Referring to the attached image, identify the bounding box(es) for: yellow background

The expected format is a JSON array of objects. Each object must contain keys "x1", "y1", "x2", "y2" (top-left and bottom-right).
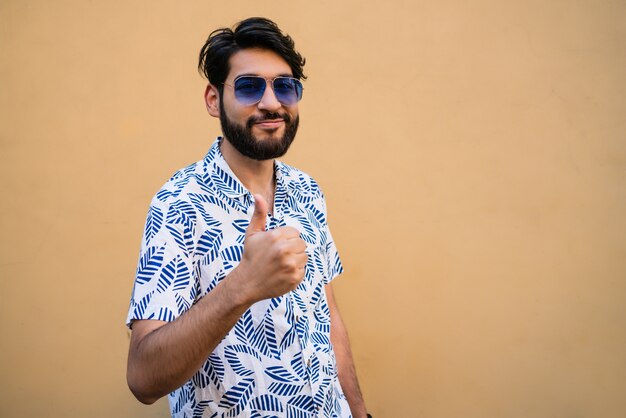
[{"x1": 1, "y1": 1, "x2": 625, "y2": 417}]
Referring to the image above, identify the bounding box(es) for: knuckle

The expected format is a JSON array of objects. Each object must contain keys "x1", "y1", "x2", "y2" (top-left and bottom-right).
[
  {"x1": 283, "y1": 226, "x2": 300, "y2": 237},
  {"x1": 289, "y1": 275, "x2": 300, "y2": 287},
  {"x1": 278, "y1": 243, "x2": 291, "y2": 258},
  {"x1": 285, "y1": 258, "x2": 298, "y2": 272},
  {"x1": 268, "y1": 229, "x2": 281, "y2": 242}
]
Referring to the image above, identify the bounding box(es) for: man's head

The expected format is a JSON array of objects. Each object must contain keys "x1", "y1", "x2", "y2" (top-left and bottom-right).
[{"x1": 199, "y1": 17, "x2": 306, "y2": 160}]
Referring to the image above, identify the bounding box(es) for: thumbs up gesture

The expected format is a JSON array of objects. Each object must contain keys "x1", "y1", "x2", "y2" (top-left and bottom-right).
[
  {"x1": 232, "y1": 194, "x2": 308, "y2": 304},
  {"x1": 245, "y1": 193, "x2": 271, "y2": 236}
]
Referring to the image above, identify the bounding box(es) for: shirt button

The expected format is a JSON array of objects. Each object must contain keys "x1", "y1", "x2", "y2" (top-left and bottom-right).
[{"x1": 307, "y1": 358, "x2": 311, "y2": 367}]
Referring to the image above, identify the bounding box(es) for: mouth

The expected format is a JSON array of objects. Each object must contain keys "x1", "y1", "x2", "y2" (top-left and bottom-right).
[{"x1": 253, "y1": 118, "x2": 285, "y2": 130}]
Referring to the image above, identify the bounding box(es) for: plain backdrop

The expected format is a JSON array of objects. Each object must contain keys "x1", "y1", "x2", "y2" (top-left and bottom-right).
[{"x1": 1, "y1": 1, "x2": 625, "y2": 417}]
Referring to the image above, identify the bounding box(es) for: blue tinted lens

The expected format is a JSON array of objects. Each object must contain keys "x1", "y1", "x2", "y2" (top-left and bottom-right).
[
  {"x1": 233, "y1": 77, "x2": 266, "y2": 105},
  {"x1": 272, "y1": 77, "x2": 303, "y2": 105},
  {"x1": 232, "y1": 76, "x2": 303, "y2": 105}
]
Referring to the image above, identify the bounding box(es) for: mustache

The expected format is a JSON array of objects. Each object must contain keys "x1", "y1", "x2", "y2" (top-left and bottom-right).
[{"x1": 246, "y1": 112, "x2": 291, "y2": 128}]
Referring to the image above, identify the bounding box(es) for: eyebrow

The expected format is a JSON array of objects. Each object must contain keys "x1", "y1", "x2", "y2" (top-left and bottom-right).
[{"x1": 234, "y1": 73, "x2": 295, "y2": 79}]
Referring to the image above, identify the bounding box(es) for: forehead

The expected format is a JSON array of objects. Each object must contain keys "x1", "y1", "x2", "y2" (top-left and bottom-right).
[{"x1": 227, "y1": 48, "x2": 293, "y2": 80}]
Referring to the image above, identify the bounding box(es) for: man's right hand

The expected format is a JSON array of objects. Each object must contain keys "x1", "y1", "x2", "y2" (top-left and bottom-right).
[{"x1": 233, "y1": 194, "x2": 308, "y2": 303}]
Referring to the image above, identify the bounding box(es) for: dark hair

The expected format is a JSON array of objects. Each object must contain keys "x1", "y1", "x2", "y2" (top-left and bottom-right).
[{"x1": 198, "y1": 17, "x2": 306, "y2": 90}]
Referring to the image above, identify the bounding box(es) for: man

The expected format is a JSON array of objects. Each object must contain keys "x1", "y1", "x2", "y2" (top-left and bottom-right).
[{"x1": 126, "y1": 17, "x2": 369, "y2": 418}]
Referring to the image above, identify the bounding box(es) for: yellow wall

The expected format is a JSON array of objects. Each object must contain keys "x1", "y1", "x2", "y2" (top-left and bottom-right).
[{"x1": 1, "y1": 1, "x2": 625, "y2": 417}]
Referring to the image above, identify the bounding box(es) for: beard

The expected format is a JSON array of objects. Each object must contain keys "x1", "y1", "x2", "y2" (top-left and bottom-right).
[{"x1": 220, "y1": 101, "x2": 299, "y2": 161}]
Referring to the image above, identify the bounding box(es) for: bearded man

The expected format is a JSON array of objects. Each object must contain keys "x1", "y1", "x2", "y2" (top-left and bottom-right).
[{"x1": 126, "y1": 17, "x2": 369, "y2": 418}]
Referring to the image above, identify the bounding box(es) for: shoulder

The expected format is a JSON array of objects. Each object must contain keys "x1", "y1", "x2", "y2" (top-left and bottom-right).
[
  {"x1": 148, "y1": 140, "x2": 224, "y2": 208},
  {"x1": 149, "y1": 159, "x2": 210, "y2": 209},
  {"x1": 139, "y1": 160, "x2": 208, "y2": 247}
]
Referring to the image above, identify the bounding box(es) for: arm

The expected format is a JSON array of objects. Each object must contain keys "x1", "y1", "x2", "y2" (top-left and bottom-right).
[
  {"x1": 326, "y1": 283, "x2": 368, "y2": 417},
  {"x1": 127, "y1": 272, "x2": 251, "y2": 404},
  {"x1": 127, "y1": 195, "x2": 307, "y2": 404}
]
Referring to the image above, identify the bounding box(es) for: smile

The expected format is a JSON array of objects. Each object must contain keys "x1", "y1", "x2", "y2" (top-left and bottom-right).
[{"x1": 253, "y1": 119, "x2": 285, "y2": 129}]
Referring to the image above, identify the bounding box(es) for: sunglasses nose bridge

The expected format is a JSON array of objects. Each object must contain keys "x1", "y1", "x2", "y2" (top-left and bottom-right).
[{"x1": 257, "y1": 78, "x2": 282, "y2": 110}]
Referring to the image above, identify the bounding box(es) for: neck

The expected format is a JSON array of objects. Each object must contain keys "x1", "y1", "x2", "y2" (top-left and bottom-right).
[{"x1": 219, "y1": 138, "x2": 276, "y2": 204}]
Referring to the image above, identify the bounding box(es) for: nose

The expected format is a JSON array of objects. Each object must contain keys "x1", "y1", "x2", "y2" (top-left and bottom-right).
[{"x1": 257, "y1": 81, "x2": 282, "y2": 112}]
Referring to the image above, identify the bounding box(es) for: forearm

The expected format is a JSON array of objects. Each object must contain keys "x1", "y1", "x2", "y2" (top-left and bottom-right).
[
  {"x1": 335, "y1": 341, "x2": 367, "y2": 416},
  {"x1": 327, "y1": 285, "x2": 368, "y2": 417},
  {"x1": 127, "y1": 269, "x2": 252, "y2": 404}
]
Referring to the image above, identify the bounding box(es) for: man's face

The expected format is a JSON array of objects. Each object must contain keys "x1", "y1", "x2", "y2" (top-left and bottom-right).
[{"x1": 219, "y1": 48, "x2": 300, "y2": 160}]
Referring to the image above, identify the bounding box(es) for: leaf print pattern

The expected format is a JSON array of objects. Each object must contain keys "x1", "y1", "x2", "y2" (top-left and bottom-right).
[{"x1": 126, "y1": 138, "x2": 350, "y2": 417}]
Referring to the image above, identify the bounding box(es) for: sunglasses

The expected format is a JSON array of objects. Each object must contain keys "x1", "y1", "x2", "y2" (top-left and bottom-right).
[{"x1": 224, "y1": 76, "x2": 304, "y2": 106}]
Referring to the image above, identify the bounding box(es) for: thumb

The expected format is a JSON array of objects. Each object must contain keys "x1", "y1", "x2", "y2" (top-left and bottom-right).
[{"x1": 246, "y1": 194, "x2": 268, "y2": 235}]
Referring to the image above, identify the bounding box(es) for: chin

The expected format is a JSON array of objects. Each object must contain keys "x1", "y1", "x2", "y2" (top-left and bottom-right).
[{"x1": 254, "y1": 130, "x2": 284, "y2": 141}]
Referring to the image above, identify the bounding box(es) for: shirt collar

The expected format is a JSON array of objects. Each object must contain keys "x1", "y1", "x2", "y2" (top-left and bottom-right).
[
  {"x1": 204, "y1": 138, "x2": 247, "y2": 199},
  {"x1": 203, "y1": 137, "x2": 294, "y2": 207}
]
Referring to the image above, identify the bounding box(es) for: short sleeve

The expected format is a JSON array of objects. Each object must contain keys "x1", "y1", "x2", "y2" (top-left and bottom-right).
[
  {"x1": 126, "y1": 195, "x2": 198, "y2": 328},
  {"x1": 323, "y1": 226, "x2": 344, "y2": 284},
  {"x1": 319, "y1": 192, "x2": 344, "y2": 284}
]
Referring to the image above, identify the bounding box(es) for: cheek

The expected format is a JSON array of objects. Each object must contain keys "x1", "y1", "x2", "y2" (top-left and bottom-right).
[
  {"x1": 284, "y1": 105, "x2": 299, "y2": 120},
  {"x1": 222, "y1": 98, "x2": 252, "y2": 123}
]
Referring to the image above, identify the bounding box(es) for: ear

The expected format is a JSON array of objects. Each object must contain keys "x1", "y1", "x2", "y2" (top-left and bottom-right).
[{"x1": 204, "y1": 84, "x2": 220, "y2": 118}]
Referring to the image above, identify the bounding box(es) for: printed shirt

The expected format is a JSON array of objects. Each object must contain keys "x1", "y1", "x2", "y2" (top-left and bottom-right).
[{"x1": 126, "y1": 138, "x2": 351, "y2": 418}]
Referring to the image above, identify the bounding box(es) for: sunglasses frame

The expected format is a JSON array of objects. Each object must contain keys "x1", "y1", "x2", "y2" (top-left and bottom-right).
[{"x1": 223, "y1": 75, "x2": 304, "y2": 106}]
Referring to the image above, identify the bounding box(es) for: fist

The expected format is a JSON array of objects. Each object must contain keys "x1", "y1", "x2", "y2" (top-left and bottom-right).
[{"x1": 234, "y1": 194, "x2": 308, "y2": 303}]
